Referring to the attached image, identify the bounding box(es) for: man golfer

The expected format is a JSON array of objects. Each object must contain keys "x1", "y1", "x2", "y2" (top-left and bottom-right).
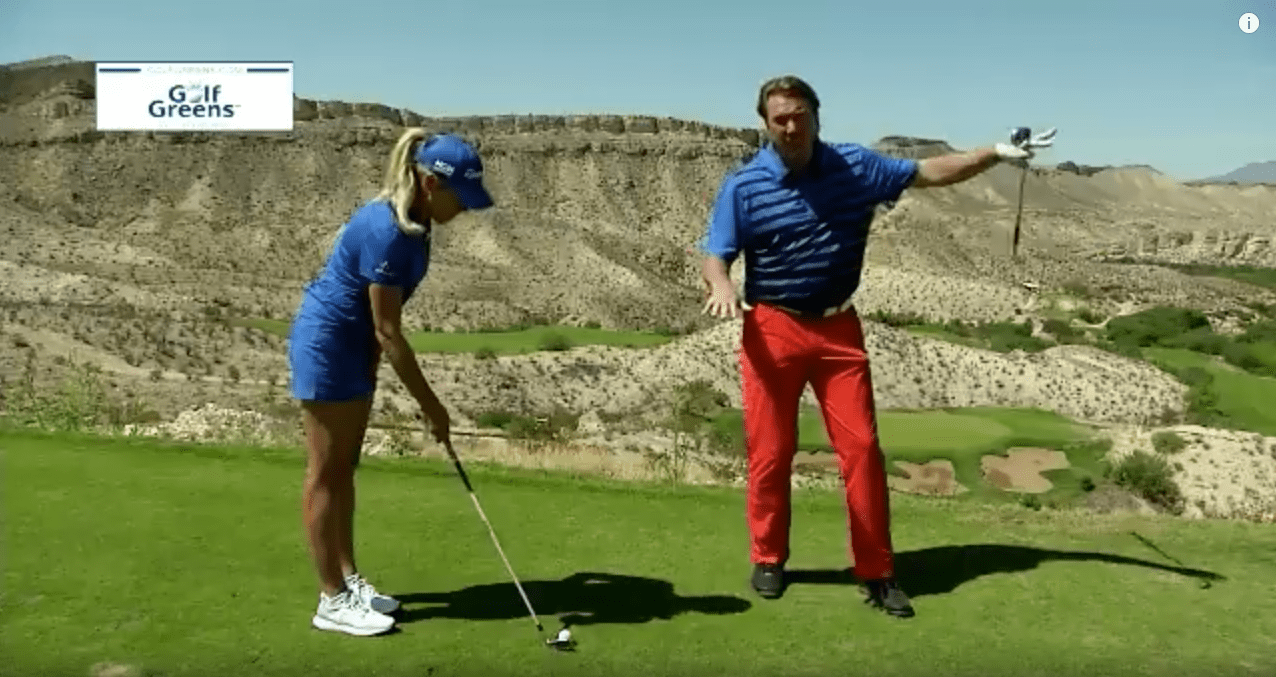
[{"x1": 699, "y1": 75, "x2": 1053, "y2": 617}]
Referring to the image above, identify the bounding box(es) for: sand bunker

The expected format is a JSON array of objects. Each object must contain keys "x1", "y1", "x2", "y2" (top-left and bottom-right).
[
  {"x1": 888, "y1": 460, "x2": 968, "y2": 496},
  {"x1": 981, "y1": 448, "x2": 1071, "y2": 493}
]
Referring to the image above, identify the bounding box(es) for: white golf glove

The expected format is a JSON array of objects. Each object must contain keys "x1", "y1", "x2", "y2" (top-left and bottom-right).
[{"x1": 995, "y1": 127, "x2": 1057, "y2": 160}]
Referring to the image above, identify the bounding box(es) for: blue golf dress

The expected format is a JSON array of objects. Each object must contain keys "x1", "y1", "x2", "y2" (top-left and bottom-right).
[{"x1": 287, "y1": 199, "x2": 430, "y2": 401}]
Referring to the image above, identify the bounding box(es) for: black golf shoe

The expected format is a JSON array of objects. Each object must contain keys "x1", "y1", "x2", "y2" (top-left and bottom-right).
[
  {"x1": 751, "y1": 563, "x2": 785, "y2": 599},
  {"x1": 863, "y1": 578, "x2": 914, "y2": 617}
]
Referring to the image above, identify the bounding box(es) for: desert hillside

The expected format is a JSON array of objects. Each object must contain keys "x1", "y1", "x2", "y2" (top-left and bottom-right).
[{"x1": 3, "y1": 58, "x2": 1275, "y2": 521}]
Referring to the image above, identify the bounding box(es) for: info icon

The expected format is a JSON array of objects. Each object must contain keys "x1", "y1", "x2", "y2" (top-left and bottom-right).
[{"x1": 1240, "y1": 13, "x2": 1259, "y2": 33}]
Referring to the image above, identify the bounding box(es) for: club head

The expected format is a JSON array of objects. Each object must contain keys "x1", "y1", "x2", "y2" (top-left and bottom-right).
[{"x1": 1010, "y1": 126, "x2": 1031, "y2": 146}]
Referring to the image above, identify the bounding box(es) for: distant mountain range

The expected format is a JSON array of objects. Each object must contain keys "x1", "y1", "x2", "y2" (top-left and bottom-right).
[{"x1": 1193, "y1": 161, "x2": 1276, "y2": 186}]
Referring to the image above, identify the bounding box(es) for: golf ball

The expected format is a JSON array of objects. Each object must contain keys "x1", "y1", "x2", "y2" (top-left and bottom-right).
[{"x1": 556, "y1": 629, "x2": 572, "y2": 642}]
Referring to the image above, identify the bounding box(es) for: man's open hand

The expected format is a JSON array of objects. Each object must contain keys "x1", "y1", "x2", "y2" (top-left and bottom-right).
[
  {"x1": 703, "y1": 282, "x2": 743, "y2": 319},
  {"x1": 995, "y1": 127, "x2": 1057, "y2": 160}
]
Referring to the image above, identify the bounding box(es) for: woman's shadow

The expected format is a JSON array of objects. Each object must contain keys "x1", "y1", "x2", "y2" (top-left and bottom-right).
[
  {"x1": 394, "y1": 571, "x2": 751, "y2": 627},
  {"x1": 785, "y1": 541, "x2": 1226, "y2": 596}
]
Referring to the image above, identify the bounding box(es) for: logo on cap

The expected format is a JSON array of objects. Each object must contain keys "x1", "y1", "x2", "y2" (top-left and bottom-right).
[
  {"x1": 464, "y1": 168, "x2": 482, "y2": 180},
  {"x1": 432, "y1": 160, "x2": 455, "y2": 177}
]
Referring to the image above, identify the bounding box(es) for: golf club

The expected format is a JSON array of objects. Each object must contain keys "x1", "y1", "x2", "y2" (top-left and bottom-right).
[
  {"x1": 1010, "y1": 126, "x2": 1030, "y2": 258},
  {"x1": 440, "y1": 437, "x2": 576, "y2": 651}
]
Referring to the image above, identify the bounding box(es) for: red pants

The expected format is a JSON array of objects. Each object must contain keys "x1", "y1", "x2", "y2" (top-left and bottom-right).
[{"x1": 739, "y1": 303, "x2": 895, "y2": 581}]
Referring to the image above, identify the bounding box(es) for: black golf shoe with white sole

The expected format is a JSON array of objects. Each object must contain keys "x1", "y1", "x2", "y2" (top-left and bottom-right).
[
  {"x1": 863, "y1": 578, "x2": 914, "y2": 618},
  {"x1": 751, "y1": 563, "x2": 785, "y2": 599}
]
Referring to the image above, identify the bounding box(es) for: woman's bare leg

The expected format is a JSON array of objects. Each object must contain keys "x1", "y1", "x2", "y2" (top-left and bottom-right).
[{"x1": 301, "y1": 397, "x2": 372, "y2": 596}]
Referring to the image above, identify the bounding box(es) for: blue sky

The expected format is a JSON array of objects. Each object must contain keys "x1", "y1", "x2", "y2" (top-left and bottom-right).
[{"x1": 3, "y1": 0, "x2": 1272, "y2": 180}]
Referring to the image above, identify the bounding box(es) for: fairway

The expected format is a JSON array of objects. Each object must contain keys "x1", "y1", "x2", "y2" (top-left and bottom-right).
[
  {"x1": 1145, "y1": 347, "x2": 1276, "y2": 436},
  {"x1": 5, "y1": 429, "x2": 1274, "y2": 677},
  {"x1": 234, "y1": 318, "x2": 673, "y2": 355},
  {"x1": 727, "y1": 406, "x2": 1098, "y2": 500}
]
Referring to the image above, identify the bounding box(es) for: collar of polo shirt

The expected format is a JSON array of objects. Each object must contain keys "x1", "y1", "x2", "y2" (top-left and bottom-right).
[{"x1": 757, "y1": 140, "x2": 830, "y2": 180}]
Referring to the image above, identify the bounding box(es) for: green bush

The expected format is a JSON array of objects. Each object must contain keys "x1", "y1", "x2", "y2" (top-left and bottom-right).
[
  {"x1": 1221, "y1": 342, "x2": 1267, "y2": 375},
  {"x1": 475, "y1": 411, "x2": 516, "y2": 429},
  {"x1": 1239, "y1": 320, "x2": 1276, "y2": 344},
  {"x1": 474, "y1": 346, "x2": 497, "y2": 360},
  {"x1": 1106, "y1": 307, "x2": 1210, "y2": 347},
  {"x1": 1107, "y1": 450, "x2": 1184, "y2": 514},
  {"x1": 538, "y1": 332, "x2": 574, "y2": 352},
  {"x1": 1152, "y1": 431, "x2": 1187, "y2": 455},
  {"x1": 984, "y1": 321, "x2": 1049, "y2": 353},
  {"x1": 865, "y1": 310, "x2": 928, "y2": 327},
  {"x1": 1163, "y1": 327, "x2": 1227, "y2": 355},
  {"x1": 1042, "y1": 318, "x2": 1084, "y2": 344},
  {"x1": 1077, "y1": 307, "x2": 1105, "y2": 324}
]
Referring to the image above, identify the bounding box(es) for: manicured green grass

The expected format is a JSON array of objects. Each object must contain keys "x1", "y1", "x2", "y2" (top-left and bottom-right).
[
  {"x1": 5, "y1": 428, "x2": 1274, "y2": 677},
  {"x1": 1144, "y1": 348, "x2": 1276, "y2": 436},
  {"x1": 233, "y1": 318, "x2": 673, "y2": 355}
]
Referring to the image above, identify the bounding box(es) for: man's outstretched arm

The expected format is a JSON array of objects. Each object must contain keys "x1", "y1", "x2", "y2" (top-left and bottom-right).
[
  {"x1": 912, "y1": 147, "x2": 1005, "y2": 188},
  {"x1": 912, "y1": 128, "x2": 1057, "y2": 188}
]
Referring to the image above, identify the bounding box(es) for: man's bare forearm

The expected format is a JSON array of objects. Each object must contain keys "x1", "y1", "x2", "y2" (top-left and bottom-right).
[
  {"x1": 701, "y1": 255, "x2": 733, "y2": 290},
  {"x1": 917, "y1": 147, "x2": 1003, "y2": 187}
]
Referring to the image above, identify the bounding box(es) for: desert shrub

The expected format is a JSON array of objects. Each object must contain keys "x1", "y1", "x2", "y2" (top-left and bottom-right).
[
  {"x1": 942, "y1": 319, "x2": 975, "y2": 337},
  {"x1": 538, "y1": 332, "x2": 573, "y2": 352},
  {"x1": 1105, "y1": 306, "x2": 1210, "y2": 347},
  {"x1": 474, "y1": 346, "x2": 497, "y2": 360},
  {"x1": 1061, "y1": 281, "x2": 1094, "y2": 299},
  {"x1": 1042, "y1": 318, "x2": 1084, "y2": 344},
  {"x1": 1221, "y1": 342, "x2": 1270, "y2": 376},
  {"x1": 1238, "y1": 319, "x2": 1276, "y2": 343},
  {"x1": 1106, "y1": 450, "x2": 1184, "y2": 514},
  {"x1": 864, "y1": 310, "x2": 927, "y2": 327},
  {"x1": 500, "y1": 407, "x2": 579, "y2": 445},
  {"x1": 1077, "y1": 307, "x2": 1105, "y2": 324},
  {"x1": 1152, "y1": 431, "x2": 1187, "y2": 455},
  {"x1": 1094, "y1": 339, "x2": 1145, "y2": 360},
  {"x1": 1018, "y1": 494, "x2": 1043, "y2": 510},
  {"x1": 476, "y1": 410, "x2": 516, "y2": 429},
  {"x1": 1079, "y1": 475, "x2": 1096, "y2": 492},
  {"x1": 982, "y1": 321, "x2": 1049, "y2": 353}
]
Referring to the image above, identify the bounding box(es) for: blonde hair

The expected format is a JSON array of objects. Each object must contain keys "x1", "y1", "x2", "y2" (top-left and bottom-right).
[
  {"x1": 374, "y1": 127, "x2": 433, "y2": 237},
  {"x1": 319, "y1": 127, "x2": 432, "y2": 262}
]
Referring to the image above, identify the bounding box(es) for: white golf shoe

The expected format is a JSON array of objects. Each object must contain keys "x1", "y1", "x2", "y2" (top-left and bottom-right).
[
  {"x1": 311, "y1": 589, "x2": 395, "y2": 636},
  {"x1": 345, "y1": 573, "x2": 401, "y2": 614}
]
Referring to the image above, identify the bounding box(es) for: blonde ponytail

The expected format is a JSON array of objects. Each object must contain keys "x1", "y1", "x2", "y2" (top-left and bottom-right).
[
  {"x1": 317, "y1": 127, "x2": 431, "y2": 267},
  {"x1": 374, "y1": 127, "x2": 431, "y2": 237}
]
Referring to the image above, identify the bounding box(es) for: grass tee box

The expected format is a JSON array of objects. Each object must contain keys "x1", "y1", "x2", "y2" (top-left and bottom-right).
[{"x1": 5, "y1": 428, "x2": 1276, "y2": 677}]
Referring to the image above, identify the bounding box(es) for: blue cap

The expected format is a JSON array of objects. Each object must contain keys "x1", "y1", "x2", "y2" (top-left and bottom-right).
[{"x1": 414, "y1": 134, "x2": 494, "y2": 210}]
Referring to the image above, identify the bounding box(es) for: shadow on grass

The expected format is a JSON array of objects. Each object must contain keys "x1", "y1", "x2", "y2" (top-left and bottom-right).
[
  {"x1": 786, "y1": 543, "x2": 1226, "y2": 595},
  {"x1": 394, "y1": 571, "x2": 751, "y2": 627}
]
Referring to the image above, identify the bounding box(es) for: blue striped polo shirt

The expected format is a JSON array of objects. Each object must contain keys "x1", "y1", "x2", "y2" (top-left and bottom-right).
[{"x1": 701, "y1": 140, "x2": 918, "y2": 314}]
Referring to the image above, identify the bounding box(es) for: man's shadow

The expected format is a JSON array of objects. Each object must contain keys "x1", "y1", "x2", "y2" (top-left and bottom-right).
[
  {"x1": 394, "y1": 571, "x2": 751, "y2": 627},
  {"x1": 786, "y1": 543, "x2": 1226, "y2": 595}
]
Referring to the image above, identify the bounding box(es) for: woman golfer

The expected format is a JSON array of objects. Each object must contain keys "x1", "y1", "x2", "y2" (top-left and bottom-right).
[{"x1": 287, "y1": 129, "x2": 494, "y2": 636}]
